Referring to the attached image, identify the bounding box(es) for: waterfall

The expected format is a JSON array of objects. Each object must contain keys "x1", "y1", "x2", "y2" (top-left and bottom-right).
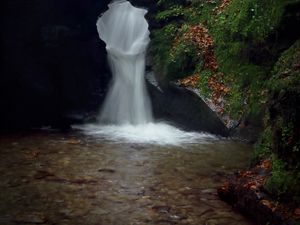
[
  {"x1": 96, "y1": 0, "x2": 153, "y2": 125},
  {"x1": 74, "y1": 0, "x2": 217, "y2": 145}
]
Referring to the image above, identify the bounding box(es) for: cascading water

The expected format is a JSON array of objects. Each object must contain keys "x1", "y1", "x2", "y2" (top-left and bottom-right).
[
  {"x1": 96, "y1": 0, "x2": 152, "y2": 125},
  {"x1": 75, "y1": 0, "x2": 217, "y2": 145}
]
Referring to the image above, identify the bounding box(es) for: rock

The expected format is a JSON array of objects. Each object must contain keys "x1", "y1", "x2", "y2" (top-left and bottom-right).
[
  {"x1": 147, "y1": 81, "x2": 229, "y2": 136},
  {"x1": 98, "y1": 168, "x2": 116, "y2": 173},
  {"x1": 218, "y1": 160, "x2": 300, "y2": 225},
  {"x1": 0, "y1": 0, "x2": 111, "y2": 130}
]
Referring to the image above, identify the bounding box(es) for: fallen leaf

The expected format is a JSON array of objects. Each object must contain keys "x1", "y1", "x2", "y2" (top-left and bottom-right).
[
  {"x1": 260, "y1": 199, "x2": 275, "y2": 209},
  {"x1": 68, "y1": 139, "x2": 81, "y2": 144}
]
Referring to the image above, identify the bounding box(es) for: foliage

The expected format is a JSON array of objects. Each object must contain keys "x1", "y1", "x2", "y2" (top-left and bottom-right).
[
  {"x1": 151, "y1": 0, "x2": 297, "y2": 117},
  {"x1": 212, "y1": 0, "x2": 286, "y2": 42},
  {"x1": 198, "y1": 70, "x2": 212, "y2": 98},
  {"x1": 167, "y1": 40, "x2": 198, "y2": 79},
  {"x1": 252, "y1": 126, "x2": 272, "y2": 164},
  {"x1": 258, "y1": 41, "x2": 300, "y2": 198},
  {"x1": 155, "y1": 5, "x2": 184, "y2": 22},
  {"x1": 151, "y1": 1, "x2": 299, "y2": 133},
  {"x1": 268, "y1": 40, "x2": 300, "y2": 92},
  {"x1": 267, "y1": 40, "x2": 300, "y2": 164},
  {"x1": 225, "y1": 84, "x2": 244, "y2": 120},
  {"x1": 266, "y1": 156, "x2": 300, "y2": 199},
  {"x1": 151, "y1": 24, "x2": 180, "y2": 77}
]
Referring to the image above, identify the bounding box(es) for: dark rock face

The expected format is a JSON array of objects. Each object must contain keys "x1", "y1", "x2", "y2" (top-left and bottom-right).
[
  {"x1": 148, "y1": 82, "x2": 229, "y2": 137},
  {"x1": 230, "y1": 113, "x2": 264, "y2": 143},
  {"x1": 0, "y1": 0, "x2": 111, "y2": 130}
]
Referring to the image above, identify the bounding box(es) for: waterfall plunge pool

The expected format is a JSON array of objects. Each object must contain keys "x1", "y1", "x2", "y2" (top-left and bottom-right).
[{"x1": 0, "y1": 130, "x2": 254, "y2": 225}]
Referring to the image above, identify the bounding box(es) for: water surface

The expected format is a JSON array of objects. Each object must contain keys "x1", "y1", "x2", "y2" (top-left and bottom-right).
[{"x1": 0, "y1": 130, "x2": 254, "y2": 225}]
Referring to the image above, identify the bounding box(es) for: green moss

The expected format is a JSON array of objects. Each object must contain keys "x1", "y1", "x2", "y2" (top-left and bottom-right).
[
  {"x1": 167, "y1": 40, "x2": 198, "y2": 79},
  {"x1": 268, "y1": 40, "x2": 300, "y2": 92},
  {"x1": 252, "y1": 126, "x2": 272, "y2": 163},
  {"x1": 267, "y1": 40, "x2": 300, "y2": 162},
  {"x1": 155, "y1": 5, "x2": 184, "y2": 22},
  {"x1": 151, "y1": 0, "x2": 299, "y2": 118},
  {"x1": 258, "y1": 40, "x2": 300, "y2": 198},
  {"x1": 226, "y1": 84, "x2": 244, "y2": 120},
  {"x1": 198, "y1": 70, "x2": 212, "y2": 98},
  {"x1": 266, "y1": 156, "x2": 300, "y2": 198},
  {"x1": 150, "y1": 24, "x2": 180, "y2": 77},
  {"x1": 188, "y1": 1, "x2": 220, "y2": 24},
  {"x1": 151, "y1": 23, "x2": 200, "y2": 80},
  {"x1": 210, "y1": 0, "x2": 300, "y2": 42}
]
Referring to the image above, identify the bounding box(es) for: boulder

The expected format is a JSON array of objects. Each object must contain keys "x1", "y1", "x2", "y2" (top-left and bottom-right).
[{"x1": 147, "y1": 81, "x2": 229, "y2": 136}]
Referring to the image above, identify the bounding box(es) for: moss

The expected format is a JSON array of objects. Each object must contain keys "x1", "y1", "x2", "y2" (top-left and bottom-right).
[
  {"x1": 167, "y1": 41, "x2": 198, "y2": 79},
  {"x1": 266, "y1": 156, "x2": 300, "y2": 199},
  {"x1": 257, "y1": 40, "x2": 300, "y2": 198},
  {"x1": 198, "y1": 70, "x2": 212, "y2": 98},
  {"x1": 151, "y1": 23, "x2": 199, "y2": 80},
  {"x1": 155, "y1": 5, "x2": 184, "y2": 22},
  {"x1": 252, "y1": 126, "x2": 272, "y2": 164},
  {"x1": 267, "y1": 40, "x2": 300, "y2": 163},
  {"x1": 268, "y1": 39, "x2": 300, "y2": 92},
  {"x1": 151, "y1": 0, "x2": 300, "y2": 124},
  {"x1": 225, "y1": 84, "x2": 244, "y2": 120},
  {"x1": 212, "y1": 0, "x2": 287, "y2": 41},
  {"x1": 150, "y1": 24, "x2": 180, "y2": 77}
]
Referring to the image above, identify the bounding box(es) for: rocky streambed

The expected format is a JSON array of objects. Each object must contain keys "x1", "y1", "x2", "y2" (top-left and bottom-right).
[{"x1": 0, "y1": 130, "x2": 254, "y2": 225}]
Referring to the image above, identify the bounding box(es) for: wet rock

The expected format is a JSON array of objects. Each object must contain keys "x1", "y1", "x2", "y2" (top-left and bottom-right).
[
  {"x1": 148, "y1": 81, "x2": 229, "y2": 136},
  {"x1": 218, "y1": 160, "x2": 300, "y2": 225}
]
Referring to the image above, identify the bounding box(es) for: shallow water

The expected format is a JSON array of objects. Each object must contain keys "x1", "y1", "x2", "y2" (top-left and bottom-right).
[{"x1": 0, "y1": 130, "x2": 254, "y2": 225}]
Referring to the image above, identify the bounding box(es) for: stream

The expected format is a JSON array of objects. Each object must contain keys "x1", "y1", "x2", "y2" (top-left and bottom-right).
[{"x1": 0, "y1": 130, "x2": 254, "y2": 225}]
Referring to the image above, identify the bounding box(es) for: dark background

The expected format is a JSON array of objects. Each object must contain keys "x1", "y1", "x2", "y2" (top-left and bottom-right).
[{"x1": 0, "y1": 0, "x2": 115, "y2": 130}]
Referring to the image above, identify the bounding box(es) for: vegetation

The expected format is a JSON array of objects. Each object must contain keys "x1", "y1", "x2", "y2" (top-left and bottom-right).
[
  {"x1": 151, "y1": 0, "x2": 300, "y2": 199},
  {"x1": 263, "y1": 40, "x2": 300, "y2": 199}
]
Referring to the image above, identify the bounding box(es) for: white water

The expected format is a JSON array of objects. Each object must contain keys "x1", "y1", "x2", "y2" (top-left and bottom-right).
[
  {"x1": 96, "y1": 0, "x2": 152, "y2": 124},
  {"x1": 76, "y1": 123, "x2": 217, "y2": 146},
  {"x1": 79, "y1": 0, "x2": 217, "y2": 145}
]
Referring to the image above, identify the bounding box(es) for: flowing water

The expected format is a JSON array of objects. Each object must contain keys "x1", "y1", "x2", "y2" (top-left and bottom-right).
[
  {"x1": 0, "y1": 131, "x2": 254, "y2": 225},
  {"x1": 94, "y1": 0, "x2": 224, "y2": 144},
  {"x1": 96, "y1": 0, "x2": 152, "y2": 124}
]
